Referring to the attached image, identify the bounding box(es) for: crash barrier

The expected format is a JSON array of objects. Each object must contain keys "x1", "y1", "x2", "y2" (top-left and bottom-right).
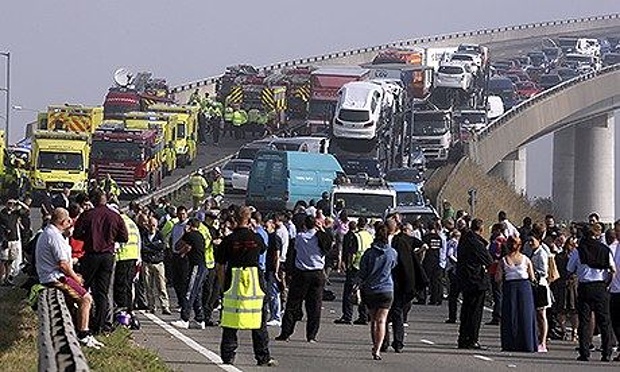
[
  {"x1": 171, "y1": 13, "x2": 620, "y2": 94},
  {"x1": 38, "y1": 288, "x2": 90, "y2": 372}
]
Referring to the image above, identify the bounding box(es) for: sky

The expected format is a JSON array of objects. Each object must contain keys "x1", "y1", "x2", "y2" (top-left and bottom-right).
[{"x1": 0, "y1": 0, "x2": 619, "y2": 203}]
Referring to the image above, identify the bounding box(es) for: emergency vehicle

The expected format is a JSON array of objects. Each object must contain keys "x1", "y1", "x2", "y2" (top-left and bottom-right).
[
  {"x1": 123, "y1": 112, "x2": 177, "y2": 175},
  {"x1": 147, "y1": 104, "x2": 199, "y2": 167}
]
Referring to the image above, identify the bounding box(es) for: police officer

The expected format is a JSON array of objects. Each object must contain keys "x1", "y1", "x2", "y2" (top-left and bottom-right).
[
  {"x1": 216, "y1": 206, "x2": 277, "y2": 367},
  {"x1": 113, "y1": 210, "x2": 142, "y2": 315},
  {"x1": 188, "y1": 88, "x2": 201, "y2": 106},
  {"x1": 189, "y1": 170, "x2": 208, "y2": 210}
]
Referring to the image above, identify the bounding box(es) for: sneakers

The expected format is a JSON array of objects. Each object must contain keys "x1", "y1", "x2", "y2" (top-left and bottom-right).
[
  {"x1": 537, "y1": 344, "x2": 548, "y2": 353},
  {"x1": 162, "y1": 308, "x2": 172, "y2": 315},
  {"x1": 191, "y1": 321, "x2": 206, "y2": 330},
  {"x1": 79, "y1": 335, "x2": 105, "y2": 350},
  {"x1": 257, "y1": 358, "x2": 279, "y2": 367},
  {"x1": 171, "y1": 320, "x2": 189, "y2": 329},
  {"x1": 266, "y1": 320, "x2": 281, "y2": 327}
]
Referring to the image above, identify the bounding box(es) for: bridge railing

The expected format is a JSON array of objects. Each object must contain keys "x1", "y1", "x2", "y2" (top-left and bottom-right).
[
  {"x1": 38, "y1": 288, "x2": 90, "y2": 372},
  {"x1": 476, "y1": 63, "x2": 620, "y2": 140},
  {"x1": 171, "y1": 13, "x2": 619, "y2": 94}
]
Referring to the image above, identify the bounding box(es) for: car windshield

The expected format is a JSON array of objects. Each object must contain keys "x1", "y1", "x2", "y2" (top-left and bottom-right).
[
  {"x1": 37, "y1": 151, "x2": 83, "y2": 171},
  {"x1": 457, "y1": 112, "x2": 487, "y2": 125},
  {"x1": 339, "y1": 158, "x2": 382, "y2": 177},
  {"x1": 438, "y1": 66, "x2": 464, "y2": 74},
  {"x1": 338, "y1": 109, "x2": 369, "y2": 122},
  {"x1": 566, "y1": 55, "x2": 592, "y2": 64},
  {"x1": 92, "y1": 141, "x2": 145, "y2": 162},
  {"x1": 540, "y1": 75, "x2": 561, "y2": 84},
  {"x1": 396, "y1": 191, "x2": 425, "y2": 207},
  {"x1": 489, "y1": 79, "x2": 514, "y2": 91},
  {"x1": 413, "y1": 113, "x2": 449, "y2": 135},
  {"x1": 452, "y1": 55, "x2": 473, "y2": 62},
  {"x1": 399, "y1": 211, "x2": 437, "y2": 227},
  {"x1": 333, "y1": 192, "x2": 394, "y2": 218},
  {"x1": 386, "y1": 168, "x2": 424, "y2": 183},
  {"x1": 177, "y1": 123, "x2": 186, "y2": 139},
  {"x1": 543, "y1": 48, "x2": 560, "y2": 58}
]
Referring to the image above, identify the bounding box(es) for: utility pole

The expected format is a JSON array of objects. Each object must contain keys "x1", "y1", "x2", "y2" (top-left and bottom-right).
[{"x1": 0, "y1": 51, "x2": 10, "y2": 146}]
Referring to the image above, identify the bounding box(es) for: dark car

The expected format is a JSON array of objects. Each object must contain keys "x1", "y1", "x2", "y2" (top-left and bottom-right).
[
  {"x1": 538, "y1": 74, "x2": 562, "y2": 90},
  {"x1": 556, "y1": 67, "x2": 580, "y2": 81},
  {"x1": 542, "y1": 47, "x2": 562, "y2": 68},
  {"x1": 488, "y1": 76, "x2": 517, "y2": 109},
  {"x1": 527, "y1": 51, "x2": 549, "y2": 71},
  {"x1": 602, "y1": 52, "x2": 620, "y2": 67},
  {"x1": 524, "y1": 66, "x2": 545, "y2": 83}
]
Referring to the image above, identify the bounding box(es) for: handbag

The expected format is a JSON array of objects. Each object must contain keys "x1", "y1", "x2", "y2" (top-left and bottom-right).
[
  {"x1": 533, "y1": 283, "x2": 549, "y2": 308},
  {"x1": 547, "y1": 255, "x2": 560, "y2": 284}
]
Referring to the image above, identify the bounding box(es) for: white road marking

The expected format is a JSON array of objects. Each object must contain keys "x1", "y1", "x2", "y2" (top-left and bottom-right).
[
  {"x1": 141, "y1": 311, "x2": 243, "y2": 372},
  {"x1": 473, "y1": 355, "x2": 494, "y2": 362},
  {"x1": 420, "y1": 339, "x2": 436, "y2": 345}
]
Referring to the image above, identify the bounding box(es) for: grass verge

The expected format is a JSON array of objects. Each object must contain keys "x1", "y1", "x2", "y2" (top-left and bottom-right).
[{"x1": 0, "y1": 288, "x2": 170, "y2": 372}]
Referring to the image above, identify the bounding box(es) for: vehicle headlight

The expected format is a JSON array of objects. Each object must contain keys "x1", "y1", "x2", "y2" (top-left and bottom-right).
[{"x1": 135, "y1": 180, "x2": 143, "y2": 186}]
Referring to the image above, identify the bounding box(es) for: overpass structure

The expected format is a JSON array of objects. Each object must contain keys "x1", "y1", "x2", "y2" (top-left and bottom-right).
[{"x1": 153, "y1": 14, "x2": 620, "y2": 221}]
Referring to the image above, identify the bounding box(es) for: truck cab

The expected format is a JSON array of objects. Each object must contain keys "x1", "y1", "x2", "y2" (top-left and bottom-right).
[
  {"x1": 124, "y1": 112, "x2": 177, "y2": 175},
  {"x1": 30, "y1": 131, "x2": 90, "y2": 199},
  {"x1": 330, "y1": 175, "x2": 396, "y2": 221},
  {"x1": 411, "y1": 109, "x2": 454, "y2": 162}
]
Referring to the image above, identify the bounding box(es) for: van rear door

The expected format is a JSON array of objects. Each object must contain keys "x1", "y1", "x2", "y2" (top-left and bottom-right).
[{"x1": 246, "y1": 151, "x2": 288, "y2": 210}]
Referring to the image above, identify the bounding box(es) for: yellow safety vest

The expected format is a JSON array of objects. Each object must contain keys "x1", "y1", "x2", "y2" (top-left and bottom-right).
[
  {"x1": 352, "y1": 230, "x2": 373, "y2": 270},
  {"x1": 211, "y1": 177, "x2": 225, "y2": 196},
  {"x1": 224, "y1": 107, "x2": 234, "y2": 122},
  {"x1": 117, "y1": 215, "x2": 141, "y2": 261},
  {"x1": 221, "y1": 266, "x2": 265, "y2": 330},
  {"x1": 161, "y1": 217, "x2": 178, "y2": 243},
  {"x1": 189, "y1": 174, "x2": 207, "y2": 198},
  {"x1": 231, "y1": 110, "x2": 248, "y2": 127},
  {"x1": 198, "y1": 224, "x2": 215, "y2": 269}
]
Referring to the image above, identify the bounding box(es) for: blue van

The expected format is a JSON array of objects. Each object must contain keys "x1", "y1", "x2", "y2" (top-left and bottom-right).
[
  {"x1": 388, "y1": 182, "x2": 425, "y2": 207},
  {"x1": 246, "y1": 150, "x2": 343, "y2": 211}
]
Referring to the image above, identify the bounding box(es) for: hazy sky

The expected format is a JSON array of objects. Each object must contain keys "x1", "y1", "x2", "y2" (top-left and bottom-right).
[{"x1": 1, "y1": 1, "x2": 619, "y2": 200}]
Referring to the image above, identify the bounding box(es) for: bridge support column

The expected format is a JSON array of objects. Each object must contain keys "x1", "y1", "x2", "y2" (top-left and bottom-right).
[
  {"x1": 572, "y1": 113, "x2": 615, "y2": 222},
  {"x1": 489, "y1": 147, "x2": 527, "y2": 195},
  {"x1": 552, "y1": 125, "x2": 576, "y2": 221}
]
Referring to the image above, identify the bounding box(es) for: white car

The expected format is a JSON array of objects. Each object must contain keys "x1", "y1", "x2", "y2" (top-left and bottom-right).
[
  {"x1": 434, "y1": 63, "x2": 474, "y2": 91},
  {"x1": 332, "y1": 81, "x2": 384, "y2": 140},
  {"x1": 450, "y1": 53, "x2": 480, "y2": 75},
  {"x1": 222, "y1": 159, "x2": 253, "y2": 192}
]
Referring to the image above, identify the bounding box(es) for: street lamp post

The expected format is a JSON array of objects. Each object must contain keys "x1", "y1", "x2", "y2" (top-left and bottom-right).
[{"x1": 0, "y1": 51, "x2": 10, "y2": 146}]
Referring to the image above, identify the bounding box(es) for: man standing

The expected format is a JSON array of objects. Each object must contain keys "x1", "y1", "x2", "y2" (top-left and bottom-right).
[
  {"x1": 422, "y1": 221, "x2": 445, "y2": 305},
  {"x1": 113, "y1": 211, "x2": 142, "y2": 315},
  {"x1": 201, "y1": 211, "x2": 222, "y2": 326},
  {"x1": 36, "y1": 208, "x2": 103, "y2": 349},
  {"x1": 189, "y1": 170, "x2": 208, "y2": 210},
  {"x1": 53, "y1": 188, "x2": 72, "y2": 209},
  {"x1": 170, "y1": 206, "x2": 189, "y2": 310},
  {"x1": 216, "y1": 206, "x2": 277, "y2": 366},
  {"x1": 73, "y1": 189, "x2": 128, "y2": 334},
  {"x1": 456, "y1": 218, "x2": 492, "y2": 349},
  {"x1": 276, "y1": 215, "x2": 333, "y2": 342},
  {"x1": 568, "y1": 223, "x2": 615, "y2": 362},
  {"x1": 264, "y1": 219, "x2": 283, "y2": 326},
  {"x1": 0, "y1": 199, "x2": 23, "y2": 286},
  {"x1": 210, "y1": 167, "x2": 225, "y2": 205},
  {"x1": 172, "y1": 218, "x2": 208, "y2": 329},
  {"x1": 141, "y1": 216, "x2": 171, "y2": 314}
]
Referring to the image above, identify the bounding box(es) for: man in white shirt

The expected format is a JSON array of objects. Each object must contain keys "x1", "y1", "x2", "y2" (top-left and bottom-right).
[{"x1": 609, "y1": 220, "x2": 620, "y2": 362}]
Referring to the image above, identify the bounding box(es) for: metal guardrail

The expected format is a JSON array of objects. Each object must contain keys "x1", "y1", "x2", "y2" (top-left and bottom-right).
[
  {"x1": 38, "y1": 288, "x2": 90, "y2": 372},
  {"x1": 171, "y1": 13, "x2": 620, "y2": 93},
  {"x1": 476, "y1": 63, "x2": 620, "y2": 139}
]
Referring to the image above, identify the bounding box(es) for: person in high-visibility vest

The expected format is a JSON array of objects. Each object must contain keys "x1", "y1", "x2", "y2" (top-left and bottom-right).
[
  {"x1": 114, "y1": 211, "x2": 142, "y2": 314},
  {"x1": 223, "y1": 106, "x2": 234, "y2": 138},
  {"x1": 210, "y1": 167, "x2": 225, "y2": 206},
  {"x1": 201, "y1": 211, "x2": 222, "y2": 326},
  {"x1": 334, "y1": 217, "x2": 373, "y2": 325},
  {"x1": 189, "y1": 169, "x2": 208, "y2": 209},
  {"x1": 247, "y1": 108, "x2": 260, "y2": 138},
  {"x1": 231, "y1": 105, "x2": 249, "y2": 140},
  {"x1": 188, "y1": 88, "x2": 201, "y2": 106},
  {"x1": 216, "y1": 206, "x2": 277, "y2": 367},
  {"x1": 102, "y1": 174, "x2": 121, "y2": 202}
]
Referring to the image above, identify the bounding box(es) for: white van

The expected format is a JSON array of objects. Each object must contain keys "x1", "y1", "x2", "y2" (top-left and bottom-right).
[
  {"x1": 487, "y1": 95, "x2": 505, "y2": 120},
  {"x1": 332, "y1": 81, "x2": 384, "y2": 140}
]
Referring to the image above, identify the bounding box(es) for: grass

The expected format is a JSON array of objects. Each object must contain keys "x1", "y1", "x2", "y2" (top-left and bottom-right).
[{"x1": 0, "y1": 287, "x2": 170, "y2": 372}]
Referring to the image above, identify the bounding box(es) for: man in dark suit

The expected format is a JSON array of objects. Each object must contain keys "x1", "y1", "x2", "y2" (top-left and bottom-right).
[
  {"x1": 456, "y1": 218, "x2": 493, "y2": 349},
  {"x1": 53, "y1": 188, "x2": 72, "y2": 209}
]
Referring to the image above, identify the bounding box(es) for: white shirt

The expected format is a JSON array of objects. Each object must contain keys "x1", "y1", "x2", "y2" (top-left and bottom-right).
[
  {"x1": 276, "y1": 224, "x2": 289, "y2": 262},
  {"x1": 609, "y1": 241, "x2": 620, "y2": 293},
  {"x1": 35, "y1": 225, "x2": 72, "y2": 284}
]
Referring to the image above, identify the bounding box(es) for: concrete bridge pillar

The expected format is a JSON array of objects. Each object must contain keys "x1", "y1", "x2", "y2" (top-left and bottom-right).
[
  {"x1": 572, "y1": 113, "x2": 615, "y2": 222},
  {"x1": 552, "y1": 125, "x2": 576, "y2": 221},
  {"x1": 489, "y1": 147, "x2": 527, "y2": 195}
]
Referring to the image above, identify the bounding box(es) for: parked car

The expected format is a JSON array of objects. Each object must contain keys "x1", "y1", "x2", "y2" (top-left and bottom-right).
[
  {"x1": 602, "y1": 52, "x2": 620, "y2": 67},
  {"x1": 488, "y1": 76, "x2": 517, "y2": 109},
  {"x1": 542, "y1": 47, "x2": 563, "y2": 68},
  {"x1": 385, "y1": 167, "x2": 425, "y2": 186},
  {"x1": 222, "y1": 159, "x2": 253, "y2": 192},
  {"x1": 515, "y1": 81, "x2": 541, "y2": 99},
  {"x1": 538, "y1": 74, "x2": 562, "y2": 90},
  {"x1": 527, "y1": 51, "x2": 550, "y2": 72},
  {"x1": 556, "y1": 67, "x2": 580, "y2": 81},
  {"x1": 434, "y1": 63, "x2": 474, "y2": 91},
  {"x1": 524, "y1": 66, "x2": 546, "y2": 83},
  {"x1": 450, "y1": 53, "x2": 480, "y2": 74}
]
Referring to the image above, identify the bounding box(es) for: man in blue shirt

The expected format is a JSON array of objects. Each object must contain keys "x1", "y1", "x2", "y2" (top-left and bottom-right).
[{"x1": 567, "y1": 223, "x2": 616, "y2": 362}]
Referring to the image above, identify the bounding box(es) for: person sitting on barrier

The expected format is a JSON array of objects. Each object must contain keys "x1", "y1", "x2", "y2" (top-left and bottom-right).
[{"x1": 35, "y1": 208, "x2": 104, "y2": 349}]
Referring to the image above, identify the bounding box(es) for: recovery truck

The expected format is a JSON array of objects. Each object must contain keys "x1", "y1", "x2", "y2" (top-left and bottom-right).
[
  {"x1": 30, "y1": 131, "x2": 90, "y2": 200},
  {"x1": 103, "y1": 70, "x2": 174, "y2": 120},
  {"x1": 147, "y1": 104, "x2": 199, "y2": 167},
  {"x1": 90, "y1": 124, "x2": 165, "y2": 196},
  {"x1": 123, "y1": 112, "x2": 177, "y2": 175},
  {"x1": 307, "y1": 67, "x2": 369, "y2": 134}
]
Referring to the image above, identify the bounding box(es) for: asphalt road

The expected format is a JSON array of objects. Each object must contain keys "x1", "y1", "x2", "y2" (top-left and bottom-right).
[{"x1": 133, "y1": 275, "x2": 618, "y2": 372}]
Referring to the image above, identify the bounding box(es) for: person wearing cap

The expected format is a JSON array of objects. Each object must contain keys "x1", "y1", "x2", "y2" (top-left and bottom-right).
[
  {"x1": 189, "y1": 170, "x2": 208, "y2": 210},
  {"x1": 211, "y1": 167, "x2": 225, "y2": 205}
]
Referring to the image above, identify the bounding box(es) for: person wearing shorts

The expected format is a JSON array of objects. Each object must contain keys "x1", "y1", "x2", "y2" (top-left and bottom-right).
[
  {"x1": 35, "y1": 207, "x2": 103, "y2": 349},
  {"x1": 0, "y1": 199, "x2": 22, "y2": 285},
  {"x1": 358, "y1": 222, "x2": 397, "y2": 361}
]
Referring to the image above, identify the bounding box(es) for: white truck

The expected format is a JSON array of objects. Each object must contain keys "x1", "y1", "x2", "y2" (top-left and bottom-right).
[
  {"x1": 410, "y1": 109, "x2": 455, "y2": 162},
  {"x1": 331, "y1": 177, "x2": 396, "y2": 220}
]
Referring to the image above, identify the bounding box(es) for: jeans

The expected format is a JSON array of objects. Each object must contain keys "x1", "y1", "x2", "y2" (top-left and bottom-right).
[
  {"x1": 181, "y1": 265, "x2": 208, "y2": 322},
  {"x1": 447, "y1": 270, "x2": 460, "y2": 321},
  {"x1": 202, "y1": 266, "x2": 221, "y2": 322},
  {"x1": 80, "y1": 252, "x2": 115, "y2": 334},
  {"x1": 265, "y1": 271, "x2": 281, "y2": 322}
]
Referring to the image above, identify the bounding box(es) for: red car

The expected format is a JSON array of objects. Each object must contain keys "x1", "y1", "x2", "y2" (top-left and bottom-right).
[{"x1": 515, "y1": 81, "x2": 541, "y2": 99}]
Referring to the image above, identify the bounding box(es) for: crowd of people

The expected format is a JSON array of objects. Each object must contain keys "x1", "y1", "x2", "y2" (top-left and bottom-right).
[{"x1": 5, "y1": 177, "x2": 620, "y2": 365}]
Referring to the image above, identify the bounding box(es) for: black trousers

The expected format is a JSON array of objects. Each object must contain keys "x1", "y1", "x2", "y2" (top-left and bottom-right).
[
  {"x1": 134, "y1": 269, "x2": 148, "y2": 310},
  {"x1": 171, "y1": 254, "x2": 190, "y2": 309},
  {"x1": 80, "y1": 252, "x2": 115, "y2": 334},
  {"x1": 113, "y1": 259, "x2": 136, "y2": 312},
  {"x1": 458, "y1": 289, "x2": 486, "y2": 347},
  {"x1": 202, "y1": 266, "x2": 221, "y2": 321},
  {"x1": 447, "y1": 271, "x2": 461, "y2": 321},
  {"x1": 423, "y1": 250, "x2": 442, "y2": 304},
  {"x1": 610, "y1": 293, "x2": 620, "y2": 346},
  {"x1": 577, "y1": 282, "x2": 613, "y2": 358},
  {"x1": 384, "y1": 290, "x2": 410, "y2": 350},
  {"x1": 490, "y1": 273, "x2": 502, "y2": 321},
  {"x1": 280, "y1": 269, "x2": 325, "y2": 341},
  {"x1": 341, "y1": 268, "x2": 367, "y2": 321}
]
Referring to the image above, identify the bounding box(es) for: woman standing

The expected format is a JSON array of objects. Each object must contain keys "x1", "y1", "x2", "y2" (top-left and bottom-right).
[
  {"x1": 358, "y1": 222, "x2": 398, "y2": 360},
  {"x1": 530, "y1": 226, "x2": 552, "y2": 353},
  {"x1": 495, "y1": 236, "x2": 537, "y2": 352}
]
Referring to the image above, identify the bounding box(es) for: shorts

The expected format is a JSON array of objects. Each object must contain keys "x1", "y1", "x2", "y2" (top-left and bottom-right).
[
  {"x1": 362, "y1": 291, "x2": 393, "y2": 310},
  {"x1": 0, "y1": 241, "x2": 20, "y2": 261},
  {"x1": 49, "y1": 276, "x2": 88, "y2": 302}
]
